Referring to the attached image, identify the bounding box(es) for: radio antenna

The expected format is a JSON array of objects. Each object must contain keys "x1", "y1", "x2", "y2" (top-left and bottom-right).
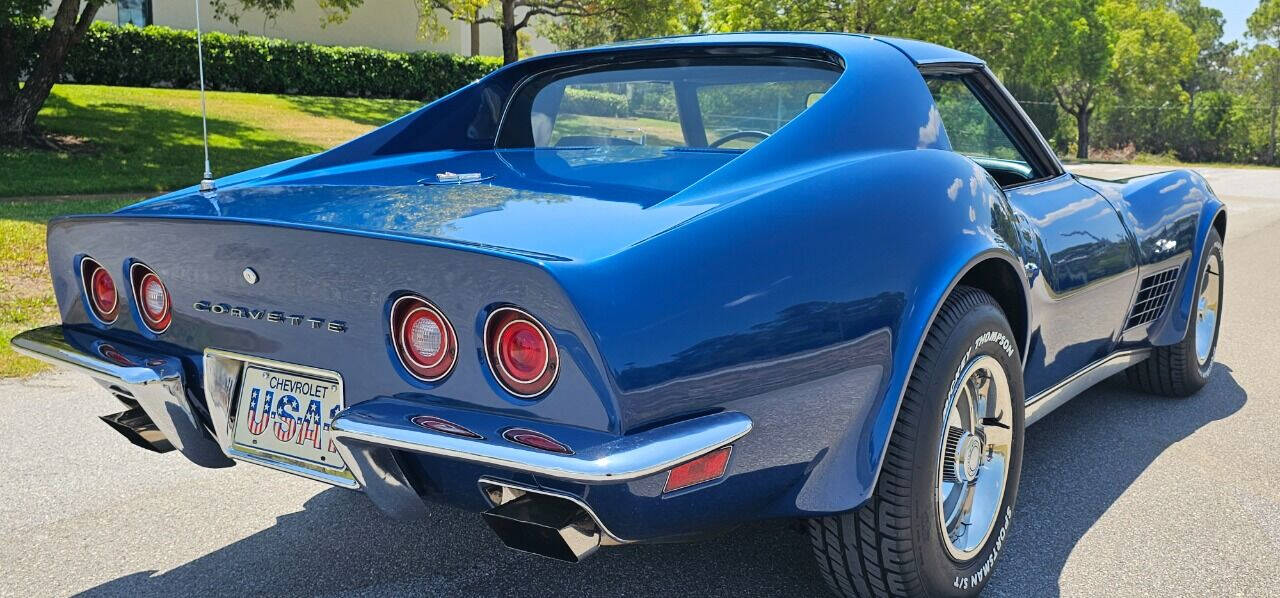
[{"x1": 195, "y1": 0, "x2": 216, "y2": 197}]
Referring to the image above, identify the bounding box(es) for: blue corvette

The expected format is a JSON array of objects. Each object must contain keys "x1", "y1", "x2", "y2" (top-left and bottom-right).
[{"x1": 14, "y1": 33, "x2": 1226, "y2": 596}]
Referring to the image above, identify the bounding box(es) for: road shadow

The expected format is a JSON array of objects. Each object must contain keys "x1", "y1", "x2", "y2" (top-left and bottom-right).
[
  {"x1": 985, "y1": 364, "x2": 1247, "y2": 597},
  {"x1": 73, "y1": 490, "x2": 826, "y2": 597},
  {"x1": 75, "y1": 367, "x2": 1245, "y2": 597}
]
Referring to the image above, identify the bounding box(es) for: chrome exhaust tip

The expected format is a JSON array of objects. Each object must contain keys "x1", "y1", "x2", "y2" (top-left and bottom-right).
[
  {"x1": 481, "y1": 486, "x2": 602, "y2": 563},
  {"x1": 100, "y1": 407, "x2": 174, "y2": 453}
]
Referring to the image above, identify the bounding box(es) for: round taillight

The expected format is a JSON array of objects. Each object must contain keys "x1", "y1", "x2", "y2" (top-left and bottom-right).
[
  {"x1": 485, "y1": 307, "x2": 558, "y2": 398},
  {"x1": 91, "y1": 268, "x2": 117, "y2": 314},
  {"x1": 390, "y1": 295, "x2": 456, "y2": 382},
  {"x1": 130, "y1": 263, "x2": 171, "y2": 333},
  {"x1": 141, "y1": 275, "x2": 167, "y2": 318},
  {"x1": 80, "y1": 257, "x2": 118, "y2": 324},
  {"x1": 497, "y1": 320, "x2": 548, "y2": 382}
]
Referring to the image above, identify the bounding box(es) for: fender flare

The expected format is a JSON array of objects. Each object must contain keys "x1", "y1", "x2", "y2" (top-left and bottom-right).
[
  {"x1": 793, "y1": 245, "x2": 1030, "y2": 512},
  {"x1": 1151, "y1": 199, "x2": 1227, "y2": 347},
  {"x1": 866, "y1": 247, "x2": 1030, "y2": 487}
]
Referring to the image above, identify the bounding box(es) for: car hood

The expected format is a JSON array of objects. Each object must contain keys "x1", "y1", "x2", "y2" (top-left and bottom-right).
[{"x1": 118, "y1": 147, "x2": 740, "y2": 261}]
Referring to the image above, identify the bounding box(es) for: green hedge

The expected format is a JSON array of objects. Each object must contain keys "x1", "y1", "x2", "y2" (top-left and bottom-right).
[
  {"x1": 15, "y1": 18, "x2": 502, "y2": 100},
  {"x1": 560, "y1": 87, "x2": 628, "y2": 117}
]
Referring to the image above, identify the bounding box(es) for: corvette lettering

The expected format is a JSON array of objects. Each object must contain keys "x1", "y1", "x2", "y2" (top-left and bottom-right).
[{"x1": 193, "y1": 300, "x2": 347, "y2": 333}]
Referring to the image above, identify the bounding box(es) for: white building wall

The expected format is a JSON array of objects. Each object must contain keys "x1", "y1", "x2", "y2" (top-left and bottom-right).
[{"x1": 83, "y1": 1, "x2": 553, "y2": 57}]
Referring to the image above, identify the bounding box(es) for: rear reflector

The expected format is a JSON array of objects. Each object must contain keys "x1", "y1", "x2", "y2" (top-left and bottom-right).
[
  {"x1": 502, "y1": 427, "x2": 573, "y2": 454},
  {"x1": 411, "y1": 415, "x2": 482, "y2": 439},
  {"x1": 663, "y1": 446, "x2": 733, "y2": 493},
  {"x1": 97, "y1": 344, "x2": 135, "y2": 367}
]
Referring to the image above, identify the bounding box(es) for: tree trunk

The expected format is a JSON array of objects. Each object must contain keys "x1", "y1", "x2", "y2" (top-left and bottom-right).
[
  {"x1": 0, "y1": 19, "x2": 18, "y2": 112},
  {"x1": 470, "y1": 16, "x2": 480, "y2": 56},
  {"x1": 1269, "y1": 70, "x2": 1279, "y2": 165},
  {"x1": 1075, "y1": 107, "x2": 1091, "y2": 160},
  {"x1": 1269, "y1": 100, "x2": 1278, "y2": 165},
  {"x1": 499, "y1": 0, "x2": 518, "y2": 65},
  {"x1": 0, "y1": 0, "x2": 100, "y2": 146}
]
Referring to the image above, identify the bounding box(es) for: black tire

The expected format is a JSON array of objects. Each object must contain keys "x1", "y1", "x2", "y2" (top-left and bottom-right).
[
  {"x1": 1125, "y1": 228, "x2": 1224, "y2": 397},
  {"x1": 807, "y1": 286, "x2": 1025, "y2": 598}
]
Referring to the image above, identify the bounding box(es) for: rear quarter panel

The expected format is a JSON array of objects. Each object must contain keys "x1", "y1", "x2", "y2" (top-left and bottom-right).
[{"x1": 557, "y1": 148, "x2": 1027, "y2": 513}]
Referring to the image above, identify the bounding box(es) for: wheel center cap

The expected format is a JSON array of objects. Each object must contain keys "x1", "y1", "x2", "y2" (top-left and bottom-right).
[{"x1": 959, "y1": 436, "x2": 983, "y2": 482}]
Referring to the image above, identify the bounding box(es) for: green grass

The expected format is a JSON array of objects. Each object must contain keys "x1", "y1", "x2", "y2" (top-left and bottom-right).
[
  {"x1": 0, "y1": 84, "x2": 419, "y2": 376},
  {"x1": 552, "y1": 114, "x2": 686, "y2": 147},
  {"x1": 1128, "y1": 153, "x2": 1280, "y2": 170},
  {"x1": 0, "y1": 84, "x2": 421, "y2": 197},
  {"x1": 1061, "y1": 152, "x2": 1280, "y2": 170},
  {"x1": 0, "y1": 197, "x2": 135, "y2": 377}
]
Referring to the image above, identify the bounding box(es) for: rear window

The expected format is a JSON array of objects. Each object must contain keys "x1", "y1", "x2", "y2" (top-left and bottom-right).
[{"x1": 498, "y1": 60, "x2": 840, "y2": 151}]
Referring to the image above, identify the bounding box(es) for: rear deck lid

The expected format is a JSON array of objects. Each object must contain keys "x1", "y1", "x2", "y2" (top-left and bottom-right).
[{"x1": 120, "y1": 147, "x2": 737, "y2": 261}]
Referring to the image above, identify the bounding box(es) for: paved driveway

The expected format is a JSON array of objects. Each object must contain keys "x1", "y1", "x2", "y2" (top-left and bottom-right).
[{"x1": 2, "y1": 164, "x2": 1279, "y2": 597}]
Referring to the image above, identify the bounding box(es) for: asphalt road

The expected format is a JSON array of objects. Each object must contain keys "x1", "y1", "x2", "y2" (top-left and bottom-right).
[{"x1": 3, "y1": 164, "x2": 1279, "y2": 597}]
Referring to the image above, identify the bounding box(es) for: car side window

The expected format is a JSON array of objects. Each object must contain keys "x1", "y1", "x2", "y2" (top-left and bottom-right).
[
  {"x1": 695, "y1": 79, "x2": 836, "y2": 149},
  {"x1": 925, "y1": 75, "x2": 1036, "y2": 186}
]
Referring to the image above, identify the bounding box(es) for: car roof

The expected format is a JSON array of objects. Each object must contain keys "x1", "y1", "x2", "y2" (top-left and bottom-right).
[{"x1": 597, "y1": 31, "x2": 984, "y2": 66}]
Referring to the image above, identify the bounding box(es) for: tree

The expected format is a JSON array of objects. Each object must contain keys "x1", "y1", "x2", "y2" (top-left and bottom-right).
[
  {"x1": 1103, "y1": 0, "x2": 1195, "y2": 103},
  {"x1": 1045, "y1": 0, "x2": 1194, "y2": 159},
  {"x1": 210, "y1": 0, "x2": 363, "y2": 27},
  {"x1": 1045, "y1": 0, "x2": 1112, "y2": 159},
  {"x1": 1, "y1": 0, "x2": 369, "y2": 147},
  {"x1": 536, "y1": 0, "x2": 701, "y2": 49},
  {"x1": 0, "y1": 0, "x2": 105, "y2": 146},
  {"x1": 907, "y1": 0, "x2": 1033, "y2": 63},
  {"x1": 417, "y1": 1, "x2": 621, "y2": 64},
  {"x1": 708, "y1": 0, "x2": 915, "y2": 34},
  {"x1": 1248, "y1": 0, "x2": 1280, "y2": 163},
  {"x1": 1172, "y1": 0, "x2": 1235, "y2": 111},
  {"x1": 220, "y1": 0, "x2": 656, "y2": 66}
]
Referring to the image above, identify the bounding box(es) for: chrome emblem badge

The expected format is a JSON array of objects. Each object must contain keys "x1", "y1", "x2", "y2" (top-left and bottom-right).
[
  {"x1": 242, "y1": 267, "x2": 259, "y2": 285},
  {"x1": 193, "y1": 301, "x2": 347, "y2": 333}
]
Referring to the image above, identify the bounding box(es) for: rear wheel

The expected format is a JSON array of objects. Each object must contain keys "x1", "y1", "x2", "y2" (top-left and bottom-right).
[
  {"x1": 807, "y1": 286, "x2": 1024, "y2": 597},
  {"x1": 1125, "y1": 229, "x2": 1223, "y2": 397}
]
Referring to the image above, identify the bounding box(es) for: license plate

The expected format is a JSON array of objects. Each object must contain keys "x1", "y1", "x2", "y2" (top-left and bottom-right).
[{"x1": 231, "y1": 364, "x2": 347, "y2": 476}]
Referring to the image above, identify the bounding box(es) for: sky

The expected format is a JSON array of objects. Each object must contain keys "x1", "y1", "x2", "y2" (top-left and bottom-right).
[{"x1": 1202, "y1": 0, "x2": 1256, "y2": 45}]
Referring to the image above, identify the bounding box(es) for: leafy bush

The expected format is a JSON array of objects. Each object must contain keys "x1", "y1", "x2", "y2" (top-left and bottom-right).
[
  {"x1": 626, "y1": 83, "x2": 677, "y2": 118},
  {"x1": 560, "y1": 87, "x2": 628, "y2": 117},
  {"x1": 1176, "y1": 91, "x2": 1252, "y2": 163},
  {"x1": 15, "y1": 18, "x2": 502, "y2": 100}
]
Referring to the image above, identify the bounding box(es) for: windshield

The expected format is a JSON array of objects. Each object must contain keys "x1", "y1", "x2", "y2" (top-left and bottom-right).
[{"x1": 497, "y1": 60, "x2": 840, "y2": 151}]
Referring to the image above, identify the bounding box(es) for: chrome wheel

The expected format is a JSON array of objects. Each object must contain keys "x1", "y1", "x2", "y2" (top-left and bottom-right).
[
  {"x1": 936, "y1": 354, "x2": 1014, "y2": 560},
  {"x1": 1195, "y1": 253, "x2": 1222, "y2": 367}
]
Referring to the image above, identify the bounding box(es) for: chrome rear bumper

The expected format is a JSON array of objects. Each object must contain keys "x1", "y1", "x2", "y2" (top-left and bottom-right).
[
  {"x1": 11, "y1": 326, "x2": 232, "y2": 468},
  {"x1": 12, "y1": 325, "x2": 752, "y2": 527},
  {"x1": 328, "y1": 397, "x2": 751, "y2": 521},
  {"x1": 331, "y1": 402, "x2": 751, "y2": 482}
]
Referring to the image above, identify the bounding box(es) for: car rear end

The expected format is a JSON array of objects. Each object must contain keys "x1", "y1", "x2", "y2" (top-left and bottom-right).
[{"x1": 15, "y1": 213, "x2": 760, "y2": 559}]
